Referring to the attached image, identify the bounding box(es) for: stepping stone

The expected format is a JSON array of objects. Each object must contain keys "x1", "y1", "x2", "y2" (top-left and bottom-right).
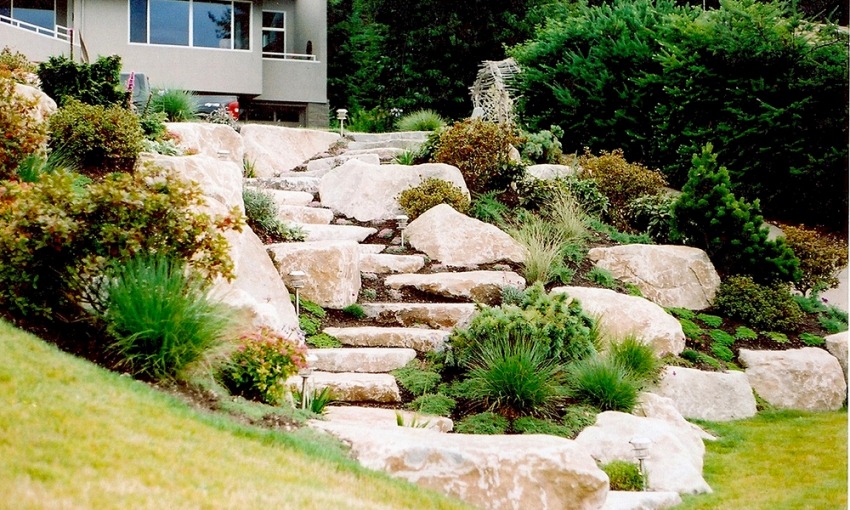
[
  {"x1": 305, "y1": 153, "x2": 380, "y2": 177},
  {"x1": 322, "y1": 405, "x2": 453, "y2": 433},
  {"x1": 298, "y1": 224, "x2": 377, "y2": 242},
  {"x1": 287, "y1": 372, "x2": 401, "y2": 403},
  {"x1": 348, "y1": 132, "x2": 430, "y2": 143},
  {"x1": 248, "y1": 188, "x2": 314, "y2": 207},
  {"x1": 342, "y1": 147, "x2": 405, "y2": 162},
  {"x1": 358, "y1": 244, "x2": 387, "y2": 254},
  {"x1": 347, "y1": 139, "x2": 423, "y2": 151},
  {"x1": 602, "y1": 491, "x2": 682, "y2": 510},
  {"x1": 359, "y1": 303, "x2": 478, "y2": 330},
  {"x1": 278, "y1": 205, "x2": 334, "y2": 225},
  {"x1": 246, "y1": 176, "x2": 321, "y2": 194},
  {"x1": 360, "y1": 253, "x2": 426, "y2": 274},
  {"x1": 309, "y1": 347, "x2": 417, "y2": 373},
  {"x1": 324, "y1": 326, "x2": 450, "y2": 352},
  {"x1": 385, "y1": 270, "x2": 525, "y2": 304}
]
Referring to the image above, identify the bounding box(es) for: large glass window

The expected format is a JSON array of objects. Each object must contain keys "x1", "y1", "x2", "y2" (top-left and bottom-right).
[
  {"x1": 150, "y1": 0, "x2": 188, "y2": 45},
  {"x1": 7, "y1": 0, "x2": 55, "y2": 29},
  {"x1": 130, "y1": 0, "x2": 249, "y2": 49},
  {"x1": 262, "y1": 11, "x2": 285, "y2": 55}
]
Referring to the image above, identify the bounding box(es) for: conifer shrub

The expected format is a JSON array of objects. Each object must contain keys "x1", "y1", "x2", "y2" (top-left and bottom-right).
[
  {"x1": 37, "y1": 54, "x2": 126, "y2": 107},
  {"x1": 0, "y1": 78, "x2": 47, "y2": 179},
  {"x1": 397, "y1": 178, "x2": 470, "y2": 219},
  {"x1": 782, "y1": 225, "x2": 848, "y2": 295},
  {"x1": 519, "y1": 125, "x2": 565, "y2": 164},
  {"x1": 715, "y1": 276, "x2": 804, "y2": 332}
]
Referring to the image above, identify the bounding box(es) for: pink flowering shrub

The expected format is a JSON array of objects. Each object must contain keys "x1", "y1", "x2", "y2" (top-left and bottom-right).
[{"x1": 221, "y1": 327, "x2": 308, "y2": 405}]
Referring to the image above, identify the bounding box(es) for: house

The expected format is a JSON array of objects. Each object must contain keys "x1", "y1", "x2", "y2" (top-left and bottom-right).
[{"x1": 0, "y1": 0, "x2": 328, "y2": 127}]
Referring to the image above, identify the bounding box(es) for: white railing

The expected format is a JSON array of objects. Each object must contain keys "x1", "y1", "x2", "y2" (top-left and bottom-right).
[
  {"x1": 0, "y1": 14, "x2": 71, "y2": 41},
  {"x1": 262, "y1": 51, "x2": 317, "y2": 61}
]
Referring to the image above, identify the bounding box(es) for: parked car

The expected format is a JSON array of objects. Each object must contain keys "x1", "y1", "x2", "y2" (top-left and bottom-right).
[
  {"x1": 119, "y1": 72, "x2": 152, "y2": 111},
  {"x1": 195, "y1": 95, "x2": 240, "y2": 121}
]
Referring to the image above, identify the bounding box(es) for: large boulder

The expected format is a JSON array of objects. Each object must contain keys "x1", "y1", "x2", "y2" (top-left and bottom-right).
[
  {"x1": 15, "y1": 83, "x2": 57, "y2": 123},
  {"x1": 652, "y1": 366, "x2": 757, "y2": 421},
  {"x1": 141, "y1": 154, "x2": 243, "y2": 211},
  {"x1": 406, "y1": 204, "x2": 526, "y2": 266},
  {"x1": 527, "y1": 164, "x2": 577, "y2": 181},
  {"x1": 323, "y1": 405, "x2": 453, "y2": 433},
  {"x1": 738, "y1": 347, "x2": 847, "y2": 411},
  {"x1": 634, "y1": 392, "x2": 715, "y2": 442},
  {"x1": 241, "y1": 125, "x2": 339, "y2": 178},
  {"x1": 318, "y1": 160, "x2": 469, "y2": 222},
  {"x1": 267, "y1": 241, "x2": 361, "y2": 309},
  {"x1": 551, "y1": 287, "x2": 686, "y2": 356},
  {"x1": 825, "y1": 331, "x2": 848, "y2": 383},
  {"x1": 384, "y1": 270, "x2": 526, "y2": 304},
  {"x1": 587, "y1": 245, "x2": 721, "y2": 310},
  {"x1": 575, "y1": 412, "x2": 711, "y2": 495},
  {"x1": 164, "y1": 122, "x2": 244, "y2": 166},
  {"x1": 305, "y1": 153, "x2": 380, "y2": 176},
  {"x1": 311, "y1": 422, "x2": 609, "y2": 510}
]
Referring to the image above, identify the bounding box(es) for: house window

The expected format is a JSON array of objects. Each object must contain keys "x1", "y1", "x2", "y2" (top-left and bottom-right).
[
  {"x1": 129, "y1": 0, "x2": 249, "y2": 50},
  {"x1": 3, "y1": 0, "x2": 59, "y2": 30},
  {"x1": 262, "y1": 11, "x2": 285, "y2": 56}
]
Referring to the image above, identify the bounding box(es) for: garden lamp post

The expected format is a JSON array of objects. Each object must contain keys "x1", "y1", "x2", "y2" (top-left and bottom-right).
[
  {"x1": 630, "y1": 436, "x2": 651, "y2": 491},
  {"x1": 336, "y1": 109, "x2": 348, "y2": 137},
  {"x1": 298, "y1": 353, "x2": 318, "y2": 410},
  {"x1": 289, "y1": 270, "x2": 307, "y2": 315},
  {"x1": 396, "y1": 214, "x2": 409, "y2": 248}
]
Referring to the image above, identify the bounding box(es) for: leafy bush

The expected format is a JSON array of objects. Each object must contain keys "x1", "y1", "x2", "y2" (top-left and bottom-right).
[
  {"x1": 560, "y1": 404, "x2": 599, "y2": 437},
  {"x1": 626, "y1": 193, "x2": 676, "y2": 243},
  {"x1": 242, "y1": 187, "x2": 305, "y2": 242},
  {"x1": 48, "y1": 98, "x2": 144, "y2": 174},
  {"x1": 671, "y1": 144, "x2": 800, "y2": 283},
  {"x1": 517, "y1": 176, "x2": 609, "y2": 219},
  {"x1": 782, "y1": 225, "x2": 848, "y2": 295},
  {"x1": 102, "y1": 254, "x2": 234, "y2": 380},
  {"x1": 607, "y1": 336, "x2": 659, "y2": 383},
  {"x1": 221, "y1": 327, "x2": 308, "y2": 405},
  {"x1": 433, "y1": 118, "x2": 523, "y2": 194},
  {"x1": 407, "y1": 393, "x2": 456, "y2": 417},
  {"x1": 602, "y1": 460, "x2": 644, "y2": 491},
  {"x1": 800, "y1": 333, "x2": 826, "y2": 346},
  {"x1": 469, "y1": 191, "x2": 510, "y2": 225},
  {"x1": 519, "y1": 126, "x2": 565, "y2": 164},
  {"x1": 0, "y1": 47, "x2": 39, "y2": 86},
  {"x1": 715, "y1": 276, "x2": 804, "y2": 332},
  {"x1": 393, "y1": 361, "x2": 442, "y2": 395},
  {"x1": 37, "y1": 54, "x2": 126, "y2": 107},
  {"x1": 0, "y1": 78, "x2": 48, "y2": 179},
  {"x1": 149, "y1": 88, "x2": 197, "y2": 121},
  {"x1": 397, "y1": 178, "x2": 470, "y2": 219},
  {"x1": 588, "y1": 267, "x2": 616, "y2": 289},
  {"x1": 566, "y1": 356, "x2": 640, "y2": 412},
  {"x1": 697, "y1": 314, "x2": 723, "y2": 328},
  {"x1": 306, "y1": 333, "x2": 342, "y2": 349},
  {"x1": 735, "y1": 326, "x2": 758, "y2": 341},
  {"x1": 512, "y1": 416, "x2": 572, "y2": 438},
  {"x1": 395, "y1": 109, "x2": 445, "y2": 131},
  {"x1": 454, "y1": 412, "x2": 510, "y2": 435}
]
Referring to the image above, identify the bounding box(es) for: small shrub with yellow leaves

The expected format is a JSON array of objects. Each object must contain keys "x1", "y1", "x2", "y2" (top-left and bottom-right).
[{"x1": 398, "y1": 177, "x2": 470, "y2": 219}]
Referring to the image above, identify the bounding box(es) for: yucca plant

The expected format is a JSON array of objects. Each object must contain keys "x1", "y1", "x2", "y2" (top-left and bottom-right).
[
  {"x1": 150, "y1": 88, "x2": 198, "y2": 122},
  {"x1": 395, "y1": 109, "x2": 446, "y2": 132}
]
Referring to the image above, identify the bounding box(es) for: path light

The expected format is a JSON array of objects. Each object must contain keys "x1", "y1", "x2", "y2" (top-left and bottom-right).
[
  {"x1": 299, "y1": 353, "x2": 318, "y2": 410},
  {"x1": 336, "y1": 109, "x2": 348, "y2": 137},
  {"x1": 288, "y1": 270, "x2": 307, "y2": 315},
  {"x1": 396, "y1": 214, "x2": 409, "y2": 248},
  {"x1": 629, "y1": 436, "x2": 651, "y2": 491}
]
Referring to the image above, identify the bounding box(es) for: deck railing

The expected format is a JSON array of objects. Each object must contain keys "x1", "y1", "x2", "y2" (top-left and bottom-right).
[{"x1": 0, "y1": 14, "x2": 71, "y2": 41}]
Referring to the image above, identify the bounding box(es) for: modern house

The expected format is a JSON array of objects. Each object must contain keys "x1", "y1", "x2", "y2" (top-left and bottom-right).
[{"x1": 1, "y1": 0, "x2": 328, "y2": 127}]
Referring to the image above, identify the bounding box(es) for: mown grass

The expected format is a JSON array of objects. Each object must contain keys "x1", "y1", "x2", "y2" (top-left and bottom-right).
[
  {"x1": 0, "y1": 320, "x2": 471, "y2": 510},
  {"x1": 678, "y1": 409, "x2": 847, "y2": 509}
]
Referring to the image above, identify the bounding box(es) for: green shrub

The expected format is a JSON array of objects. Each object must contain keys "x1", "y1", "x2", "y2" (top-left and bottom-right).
[
  {"x1": 566, "y1": 357, "x2": 640, "y2": 412},
  {"x1": 407, "y1": 393, "x2": 456, "y2": 417},
  {"x1": 601, "y1": 460, "x2": 644, "y2": 491},
  {"x1": 37, "y1": 54, "x2": 126, "y2": 107},
  {"x1": 139, "y1": 111, "x2": 168, "y2": 140},
  {"x1": 671, "y1": 144, "x2": 800, "y2": 283},
  {"x1": 560, "y1": 404, "x2": 599, "y2": 437},
  {"x1": 150, "y1": 88, "x2": 197, "y2": 121},
  {"x1": 667, "y1": 307, "x2": 696, "y2": 320},
  {"x1": 818, "y1": 306, "x2": 848, "y2": 334},
  {"x1": 782, "y1": 225, "x2": 848, "y2": 295},
  {"x1": 763, "y1": 331, "x2": 789, "y2": 344},
  {"x1": 393, "y1": 361, "x2": 442, "y2": 395},
  {"x1": 1, "y1": 78, "x2": 48, "y2": 179},
  {"x1": 221, "y1": 326, "x2": 308, "y2": 405},
  {"x1": 48, "y1": 98, "x2": 144, "y2": 174},
  {"x1": 342, "y1": 303, "x2": 366, "y2": 319},
  {"x1": 588, "y1": 267, "x2": 617, "y2": 289},
  {"x1": 397, "y1": 178, "x2": 470, "y2": 219},
  {"x1": 102, "y1": 254, "x2": 234, "y2": 380},
  {"x1": 607, "y1": 336, "x2": 659, "y2": 382},
  {"x1": 679, "y1": 319, "x2": 704, "y2": 341},
  {"x1": 710, "y1": 343, "x2": 735, "y2": 362},
  {"x1": 512, "y1": 416, "x2": 572, "y2": 437},
  {"x1": 500, "y1": 286, "x2": 526, "y2": 307},
  {"x1": 469, "y1": 191, "x2": 510, "y2": 225},
  {"x1": 587, "y1": 218, "x2": 652, "y2": 245},
  {"x1": 680, "y1": 349, "x2": 724, "y2": 370},
  {"x1": 306, "y1": 333, "x2": 341, "y2": 349},
  {"x1": 799, "y1": 333, "x2": 825, "y2": 346},
  {"x1": 344, "y1": 106, "x2": 394, "y2": 133},
  {"x1": 697, "y1": 314, "x2": 724, "y2": 328},
  {"x1": 735, "y1": 326, "x2": 759, "y2": 341},
  {"x1": 626, "y1": 193, "x2": 676, "y2": 243},
  {"x1": 299, "y1": 316, "x2": 322, "y2": 336},
  {"x1": 433, "y1": 118, "x2": 524, "y2": 194},
  {"x1": 395, "y1": 109, "x2": 445, "y2": 131},
  {"x1": 0, "y1": 47, "x2": 38, "y2": 86},
  {"x1": 709, "y1": 329, "x2": 736, "y2": 347},
  {"x1": 454, "y1": 412, "x2": 510, "y2": 435},
  {"x1": 519, "y1": 126, "x2": 565, "y2": 164},
  {"x1": 242, "y1": 188, "x2": 304, "y2": 242},
  {"x1": 715, "y1": 276, "x2": 804, "y2": 332}
]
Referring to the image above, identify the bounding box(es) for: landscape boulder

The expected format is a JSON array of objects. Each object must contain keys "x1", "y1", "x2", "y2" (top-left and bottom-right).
[
  {"x1": 305, "y1": 153, "x2": 380, "y2": 176},
  {"x1": 141, "y1": 153, "x2": 243, "y2": 211},
  {"x1": 165, "y1": 122, "x2": 244, "y2": 165},
  {"x1": 241, "y1": 125, "x2": 339, "y2": 178},
  {"x1": 738, "y1": 347, "x2": 847, "y2": 411},
  {"x1": 652, "y1": 366, "x2": 757, "y2": 421},
  {"x1": 267, "y1": 241, "x2": 361, "y2": 309},
  {"x1": 587, "y1": 245, "x2": 721, "y2": 310},
  {"x1": 526, "y1": 164, "x2": 576, "y2": 181},
  {"x1": 602, "y1": 491, "x2": 682, "y2": 510},
  {"x1": 633, "y1": 392, "x2": 715, "y2": 442},
  {"x1": 385, "y1": 270, "x2": 525, "y2": 304},
  {"x1": 825, "y1": 331, "x2": 848, "y2": 383},
  {"x1": 16, "y1": 82, "x2": 57, "y2": 123},
  {"x1": 322, "y1": 405, "x2": 453, "y2": 433}
]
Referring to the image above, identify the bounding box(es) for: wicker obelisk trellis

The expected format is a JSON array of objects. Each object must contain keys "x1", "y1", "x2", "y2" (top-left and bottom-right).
[{"x1": 469, "y1": 58, "x2": 521, "y2": 124}]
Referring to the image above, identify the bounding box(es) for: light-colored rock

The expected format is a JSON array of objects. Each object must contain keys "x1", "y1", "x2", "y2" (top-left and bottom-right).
[
  {"x1": 587, "y1": 245, "x2": 721, "y2": 310},
  {"x1": 602, "y1": 491, "x2": 682, "y2": 510},
  {"x1": 140, "y1": 153, "x2": 243, "y2": 211},
  {"x1": 360, "y1": 253, "x2": 426, "y2": 274},
  {"x1": 821, "y1": 267, "x2": 848, "y2": 312},
  {"x1": 739, "y1": 347, "x2": 847, "y2": 411},
  {"x1": 575, "y1": 412, "x2": 711, "y2": 495},
  {"x1": 246, "y1": 175, "x2": 322, "y2": 194},
  {"x1": 346, "y1": 139, "x2": 423, "y2": 151},
  {"x1": 551, "y1": 287, "x2": 685, "y2": 356},
  {"x1": 257, "y1": 188, "x2": 315, "y2": 208},
  {"x1": 385, "y1": 270, "x2": 525, "y2": 304},
  {"x1": 652, "y1": 367, "x2": 757, "y2": 421},
  {"x1": 305, "y1": 153, "x2": 380, "y2": 176},
  {"x1": 323, "y1": 405, "x2": 453, "y2": 433},
  {"x1": 267, "y1": 241, "x2": 360, "y2": 309},
  {"x1": 299, "y1": 224, "x2": 376, "y2": 242},
  {"x1": 406, "y1": 204, "x2": 526, "y2": 266},
  {"x1": 324, "y1": 326, "x2": 449, "y2": 352},
  {"x1": 360, "y1": 303, "x2": 478, "y2": 330},
  {"x1": 634, "y1": 393, "x2": 715, "y2": 441},
  {"x1": 527, "y1": 164, "x2": 577, "y2": 181},
  {"x1": 309, "y1": 347, "x2": 417, "y2": 373},
  {"x1": 165, "y1": 122, "x2": 244, "y2": 165},
  {"x1": 15, "y1": 82, "x2": 57, "y2": 123},
  {"x1": 241, "y1": 125, "x2": 339, "y2": 178},
  {"x1": 311, "y1": 422, "x2": 609, "y2": 510},
  {"x1": 825, "y1": 331, "x2": 848, "y2": 383},
  {"x1": 318, "y1": 160, "x2": 469, "y2": 222},
  {"x1": 343, "y1": 147, "x2": 406, "y2": 162},
  {"x1": 288, "y1": 372, "x2": 400, "y2": 402},
  {"x1": 277, "y1": 205, "x2": 334, "y2": 225},
  {"x1": 348, "y1": 131, "x2": 431, "y2": 143},
  {"x1": 357, "y1": 244, "x2": 387, "y2": 254}
]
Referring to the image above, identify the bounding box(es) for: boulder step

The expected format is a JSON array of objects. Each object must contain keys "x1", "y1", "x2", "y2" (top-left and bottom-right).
[
  {"x1": 324, "y1": 326, "x2": 450, "y2": 352},
  {"x1": 298, "y1": 224, "x2": 377, "y2": 242},
  {"x1": 278, "y1": 205, "x2": 334, "y2": 225},
  {"x1": 359, "y1": 303, "x2": 477, "y2": 330},
  {"x1": 309, "y1": 347, "x2": 417, "y2": 373},
  {"x1": 245, "y1": 176, "x2": 321, "y2": 194},
  {"x1": 322, "y1": 405, "x2": 453, "y2": 433},
  {"x1": 246, "y1": 188, "x2": 314, "y2": 207},
  {"x1": 288, "y1": 372, "x2": 401, "y2": 403},
  {"x1": 601, "y1": 491, "x2": 682, "y2": 510},
  {"x1": 384, "y1": 270, "x2": 525, "y2": 303},
  {"x1": 360, "y1": 253, "x2": 427, "y2": 274}
]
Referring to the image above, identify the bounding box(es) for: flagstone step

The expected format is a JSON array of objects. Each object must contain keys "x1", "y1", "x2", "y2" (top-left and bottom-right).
[
  {"x1": 252, "y1": 188, "x2": 314, "y2": 207},
  {"x1": 358, "y1": 244, "x2": 387, "y2": 254},
  {"x1": 384, "y1": 270, "x2": 525, "y2": 303},
  {"x1": 322, "y1": 405, "x2": 453, "y2": 433},
  {"x1": 246, "y1": 176, "x2": 321, "y2": 194},
  {"x1": 323, "y1": 326, "x2": 450, "y2": 352},
  {"x1": 360, "y1": 253, "x2": 427, "y2": 274},
  {"x1": 309, "y1": 347, "x2": 417, "y2": 373},
  {"x1": 298, "y1": 223, "x2": 377, "y2": 242},
  {"x1": 278, "y1": 205, "x2": 334, "y2": 225},
  {"x1": 287, "y1": 372, "x2": 401, "y2": 403},
  {"x1": 359, "y1": 303, "x2": 478, "y2": 330}
]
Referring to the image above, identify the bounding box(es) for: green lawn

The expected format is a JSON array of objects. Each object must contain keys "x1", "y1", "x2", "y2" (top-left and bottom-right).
[
  {"x1": 0, "y1": 320, "x2": 471, "y2": 510},
  {"x1": 678, "y1": 409, "x2": 848, "y2": 509}
]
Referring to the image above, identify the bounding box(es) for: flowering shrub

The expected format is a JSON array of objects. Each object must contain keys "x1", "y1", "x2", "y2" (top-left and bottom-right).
[
  {"x1": 222, "y1": 327, "x2": 308, "y2": 405},
  {"x1": 0, "y1": 78, "x2": 47, "y2": 179},
  {"x1": 0, "y1": 48, "x2": 39, "y2": 86}
]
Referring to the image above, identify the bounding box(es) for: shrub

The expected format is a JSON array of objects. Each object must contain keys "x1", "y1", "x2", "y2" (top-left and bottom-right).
[
  {"x1": 607, "y1": 336, "x2": 659, "y2": 383},
  {"x1": 0, "y1": 78, "x2": 48, "y2": 179},
  {"x1": 715, "y1": 276, "x2": 804, "y2": 332},
  {"x1": 243, "y1": 188, "x2": 305, "y2": 242},
  {"x1": 626, "y1": 193, "x2": 676, "y2": 243},
  {"x1": 671, "y1": 144, "x2": 800, "y2": 283},
  {"x1": 560, "y1": 404, "x2": 599, "y2": 438},
  {"x1": 566, "y1": 357, "x2": 640, "y2": 412},
  {"x1": 512, "y1": 416, "x2": 572, "y2": 438},
  {"x1": 433, "y1": 118, "x2": 524, "y2": 194},
  {"x1": 517, "y1": 176, "x2": 609, "y2": 219},
  {"x1": 102, "y1": 254, "x2": 234, "y2": 380},
  {"x1": 393, "y1": 361, "x2": 442, "y2": 395},
  {"x1": 817, "y1": 305, "x2": 848, "y2": 334},
  {"x1": 37, "y1": 54, "x2": 126, "y2": 107},
  {"x1": 697, "y1": 314, "x2": 724, "y2": 328},
  {"x1": 48, "y1": 98, "x2": 144, "y2": 174},
  {"x1": 407, "y1": 393, "x2": 456, "y2": 417},
  {"x1": 588, "y1": 267, "x2": 617, "y2": 289},
  {"x1": 500, "y1": 286, "x2": 525, "y2": 307},
  {"x1": 469, "y1": 191, "x2": 510, "y2": 225},
  {"x1": 519, "y1": 126, "x2": 565, "y2": 164},
  {"x1": 782, "y1": 225, "x2": 848, "y2": 295},
  {"x1": 299, "y1": 316, "x2": 322, "y2": 336},
  {"x1": 799, "y1": 333, "x2": 825, "y2": 346},
  {"x1": 454, "y1": 412, "x2": 510, "y2": 435},
  {"x1": 578, "y1": 149, "x2": 667, "y2": 230},
  {"x1": 344, "y1": 106, "x2": 395, "y2": 133},
  {"x1": 221, "y1": 327, "x2": 308, "y2": 405},
  {"x1": 138, "y1": 111, "x2": 168, "y2": 140},
  {"x1": 395, "y1": 109, "x2": 445, "y2": 131},
  {"x1": 342, "y1": 303, "x2": 366, "y2": 319},
  {"x1": 0, "y1": 47, "x2": 39, "y2": 86},
  {"x1": 735, "y1": 326, "x2": 758, "y2": 341},
  {"x1": 601, "y1": 460, "x2": 644, "y2": 491},
  {"x1": 397, "y1": 178, "x2": 470, "y2": 219},
  {"x1": 306, "y1": 333, "x2": 342, "y2": 349},
  {"x1": 149, "y1": 88, "x2": 198, "y2": 121}
]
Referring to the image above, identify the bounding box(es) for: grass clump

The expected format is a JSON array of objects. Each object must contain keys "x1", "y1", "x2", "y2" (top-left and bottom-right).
[
  {"x1": 508, "y1": 215, "x2": 566, "y2": 284},
  {"x1": 395, "y1": 109, "x2": 446, "y2": 132},
  {"x1": 734, "y1": 326, "x2": 758, "y2": 341},
  {"x1": 341, "y1": 304, "x2": 366, "y2": 319},
  {"x1": 799, "y1": 333, "x2": 825, "y2": 346},
  {"x1": 679, "y1": 318, "x2": 705, "y2": 341},
  {"x1": 667, "y1": 307, "x2": 696, "y2": 320},
  {"x1": 607, "y1": 336, "x2": 659, "y2": 382},
  {"x1": 566, "y1": 357, "x2": 639, "y2": 412},
  {"x1": 762, "y1": 331, "x2": 789, "y2": 344},
  {"x1": 697, "y1": 314, "x2": 723, "y2": 328},
  {"x1": 601, "y1": 460, "x2": 644, "y2": 491},
  {"x1": 454, "y1": 412, "x2": 510, "y2": 435},
  {"x1": 709, "y1": 329, "x2": 735, "y2": 347},
  {"x1": 588, "y1": 267, "x2": 616, "y2": 288},
  {"x1": 150, "y1": 88, "x2": 198, "y2": 121}
]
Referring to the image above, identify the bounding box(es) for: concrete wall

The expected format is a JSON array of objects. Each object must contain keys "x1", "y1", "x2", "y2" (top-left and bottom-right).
[
  {"x1": 0, "y1": 24, "x2": 77, "y2": 63},
  {"x1": 259, "y1": 59, "x2": 325, "y2": 103}
]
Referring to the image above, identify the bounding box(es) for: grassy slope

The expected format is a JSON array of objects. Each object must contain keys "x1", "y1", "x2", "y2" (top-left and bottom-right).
[
  {"x1": 0, "y1": 320, "x2": 471, "y2": 510},
  {"x1": 678, "y1": 410, "x2": 848, "y2": 509}
]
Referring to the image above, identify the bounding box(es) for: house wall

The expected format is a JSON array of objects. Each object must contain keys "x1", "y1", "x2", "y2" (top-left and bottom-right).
[{"x1": 0, "y1": 25, "x2": 76, "y2": 63}]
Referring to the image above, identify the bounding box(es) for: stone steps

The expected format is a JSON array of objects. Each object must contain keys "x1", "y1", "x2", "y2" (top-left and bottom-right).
[
  {"x1": 309, "y1": 347, "x2": 417, "y2": 373},
  {"x1": 246, "y1": 176, "x2": 321, "y2": 194},
  {"x1": 277, "y1": 205, "x2": 334, "y2": 225},
  {"x1": 384, "y1": 270, "x2": 525, "y2": 304},
  {"x1": 359, "y1": 302, "x2": 477, "y2": 330},
  {"x1": 298, "y1": 224, "x2": 377, "y2": 242},
  {"x1": 322, "y1": 405, "x2": 453, "y2": 433},
  {"x1": 253, "y1": 188, "x2": 314, "y2": 207},
  {"x1": 288, "y1": 371, "x2": 401, "y2": 403},
  {"x1": 323, "y1": 326, "x2": 450, "y2": 352},
  {"x1": 360, "y1": 253, "x2": 426, "y2": 274}
]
